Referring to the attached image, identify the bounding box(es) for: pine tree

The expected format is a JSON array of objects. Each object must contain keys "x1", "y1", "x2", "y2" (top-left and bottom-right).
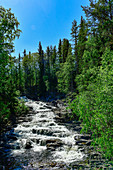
[
  {"x1": 77, "y1": 16, "x2": 88, "y2": 74},
  {"x1": 44, "y1": 46, "x2": 51, "y2": 92},
  {"x1": 57, "y1": 46, "x2": 75, "y2": 93},
  {"x1": 38, "y1": 42, "x2": 46, "y2": 96},
  {"x1": 70, "y1": 19, "x2": 78, "y2": 58},
  {"x1": 62, "y1": 38, "x2": 70, "y2": 63},
  {"x1": 58, "y1": 39, "x2": 62, "y2": 63},
  {"x1": 82, "y1": 0, "x2": 113, "y2": 49}
]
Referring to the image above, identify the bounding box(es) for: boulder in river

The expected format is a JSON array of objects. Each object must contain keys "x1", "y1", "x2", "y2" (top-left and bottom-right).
[{"x1": 25, "y1": 139, "x2": 32, "y2": 149}]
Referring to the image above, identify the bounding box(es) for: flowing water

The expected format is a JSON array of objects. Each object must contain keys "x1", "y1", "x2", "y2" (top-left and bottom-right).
[{"x1": 1, "y1": 99, "x2": 110, "y2": 169}]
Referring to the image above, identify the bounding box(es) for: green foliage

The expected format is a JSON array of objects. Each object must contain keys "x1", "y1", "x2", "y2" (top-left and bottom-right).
[
  {"x1": 69, "y1": 48, "x2": 113, "y2": 159},
  {"x1": 57, "y1": 46, "x2": 76, "y2": 94},
  {"x1": 76, "y1": 16, "x2": 88, "y2": 74},
  {"x1": 82, "y1": 0, "x2": 113, "y2": 49},
  {"x1": 0, "y1": 6, "x2": 27, "y2": 126},
  {"x1": 0, "y1": 100, "x2": 10, "y2": 123}
]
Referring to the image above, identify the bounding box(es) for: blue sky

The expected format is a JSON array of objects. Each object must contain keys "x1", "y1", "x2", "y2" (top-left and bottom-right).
[{"x1": 0, "y1": 0, "x2": 90, "y2": 57}]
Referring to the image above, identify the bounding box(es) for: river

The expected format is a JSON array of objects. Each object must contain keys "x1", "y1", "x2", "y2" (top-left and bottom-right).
[{"x1": 0, "y1": 99, "x2": 112, "y2": 169}]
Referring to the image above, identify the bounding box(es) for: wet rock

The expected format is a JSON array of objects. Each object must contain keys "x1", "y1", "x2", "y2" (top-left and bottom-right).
[
  {"x1": 74, "y1": 134, "x2": 91, "y2": 140},
  {"x1": 44, "y1": 105, "x2": 53, "y2": 109},
  {"x1": 31, "y1": 138, "x2": 40, "y2": 144},
  {"x1": 54, "y1": 110, "x2": 61, "y2": 116},
  {"x1": 28, "y1": 106, "x2": 33, "y2": 110},
  {"x1": 25, "y1": 139, "x2": 32, "y2": 149},
  {"x1": 46, "y1": 142, "x2": 63, "y2": 150},
  {"x1": 8, "y1": 135, "x2": 17, "y2": 140},
  {"x1": 5, "y1": 144, "x2": 12, "y2": 149},
  {"x1": 55, "y1": 116, "x2": 64, "y2": 123},
  {"x1": 50, "y1": 162, "x2": 57, "y2": 167},
  {"x1": 46, "y1": 145, "x2": 56, "y2": 151},
  {"x1": 32, "y1": 129, "x2": 37, "y2": 134},
  {"x1": 37, "y1": 129, "x2": 53, "y2": 136},
  {"x1": 76, "y1": 139, "x2": 92, "y2": 146},
  {"x1": 51, "y1": 101, "x2": 58, "y2": 107},
  {"x1": 81, "y1": 135, "x2": 91, "y2": 140},
  {"x1": 90, "y1": 152, "x2": 101, "y2": 159},
  {"x1": 46, "y1": 139, "x2": 63, "y2": 145},
  {"x1": 74, "y1": 126, "x2": 82, "y2": 131},
  {"x1": 39, "y1": 107, "x2": 46, "y2": 109},
  {"x1": 40, "y1": 138, "x2": 63, "y2": 148},
  {"x1": 15, "y1": 145, "x2": 20, "y2": 149},
  {"x1": 72, "y1": 121, "x2": 81, "y2": 125}
]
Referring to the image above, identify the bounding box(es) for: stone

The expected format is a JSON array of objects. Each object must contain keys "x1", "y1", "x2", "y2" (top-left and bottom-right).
[
  {"x1": 37, "y1": 129, "x2": 53, "y2": 136},
  {"x1": 81, "y1": 134, "x2": 91, "y2": 140},
  {"x1": 32, "y1": 129, "x2": 37, "y2": 134},
  {"x1": 31, "y1": 138, "x2": 40, "y2": 144},
  {"x1": 25, "y1": 139, "x2": 32, "y2": 149},
  {"x1": 76, "y1": 139, "x2": 92, "y2": 146},
  {"x1": 74, "y1": 126, "x2": 82, "y2": 131},
  {"x1": 55, "y1": 116, "x2": 64, "y2": 123},
  {"x1": 8, "y1": 135, "x2": 17, "y2": 140}
]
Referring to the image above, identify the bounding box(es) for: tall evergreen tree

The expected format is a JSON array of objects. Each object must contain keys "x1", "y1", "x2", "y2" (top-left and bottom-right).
[
  {"x1": 77, "y1": 16, "x2": 88, "y2": 74},
  {"x1": 62, "y1": 38, "x2": 70, "y2": 63},
  {"x1": 57, "y1": 46, "x2": 75, "y2": 93},
  {"x1": 70, "y1": 19, "x2": 78, "y2": 58},
  {"x1": 38, "y1": 42, "x2": 46, "y2": 96},
  {"x1": 58, "y1": 39, "x2": 62, "y2": 63},
  {"x1": 82, "y1": 0, "x2": 113, "y2": 49}
]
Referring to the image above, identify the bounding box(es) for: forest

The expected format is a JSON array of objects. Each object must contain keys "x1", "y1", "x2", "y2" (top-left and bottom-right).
[{"x1": 0, "y1": 0, "x2": 113, "y2": 162}]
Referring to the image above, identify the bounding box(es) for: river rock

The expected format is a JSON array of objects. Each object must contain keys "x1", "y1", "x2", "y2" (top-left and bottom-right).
[
  {"x1": 74, "y1": 126, "x2": 82, "y2": 131},
  {"x1": 55, "y1": 116, "x2": 64, "y2": 123},
  {"x1": 76, "y1": 139, "x2": 92, "y2": 146},
  {"x1": 25, "y1": 139, "x2": 32, "y2": 149}
]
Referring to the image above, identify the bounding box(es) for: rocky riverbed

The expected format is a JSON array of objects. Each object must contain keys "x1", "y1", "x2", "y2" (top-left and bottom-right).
[{"x1": 0, "y1": 99, "x2": 112, "y2": 169}]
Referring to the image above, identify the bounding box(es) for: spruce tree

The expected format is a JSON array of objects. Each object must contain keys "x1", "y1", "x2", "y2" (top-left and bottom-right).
[
  {"x1": 62, "y1": 38, "x2": 70, "y2": 63},
  {"x1": 58, "y1": 39, "x2": 62, "y2": 63},
  {"x1": 77, "y1": 16, "x2": 87, "y2": 74},
  {"x1": 38, "y1": 42, "x2": 46, "y2": 96},
  {"x1": 82, "y1": 0, "x2": 113, "y2": 49},
  {"x1": 70, "y1": 19, "x2": 78, "y2": 58}
]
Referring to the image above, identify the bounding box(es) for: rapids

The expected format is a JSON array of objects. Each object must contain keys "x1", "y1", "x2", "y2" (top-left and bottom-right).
[{"x1": 0, "y1": 99, "x2": 111, "y2": 169}]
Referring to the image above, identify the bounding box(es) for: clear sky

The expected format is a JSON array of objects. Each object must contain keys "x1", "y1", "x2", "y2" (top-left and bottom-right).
[{"x1": 0, "y1": 0, "x2": 90, "y2": 57}]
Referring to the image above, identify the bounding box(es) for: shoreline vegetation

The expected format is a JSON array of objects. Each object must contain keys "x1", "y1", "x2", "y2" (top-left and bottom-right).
[{"x1": 0, "y1": 0, "x2": 113, "y2": 165}]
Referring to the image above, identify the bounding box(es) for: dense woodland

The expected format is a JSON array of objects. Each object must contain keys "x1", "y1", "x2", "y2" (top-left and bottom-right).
[{"x1": 0, "y1": 0, "x2": 113, "y2": 161}]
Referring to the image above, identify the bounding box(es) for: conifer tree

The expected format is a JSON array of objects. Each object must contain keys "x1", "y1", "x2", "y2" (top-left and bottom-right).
[
  {"x1": 38, "y1": 42, "x2": 46, "y2": 96},
  {"x1": 44, "y1": 46, "x2": 51, "y2": 92},
  {"x1": 70, "y1": 19, "x2": 78, "y2": 58},
  {"x1": 57, "y1": 46, "x2": 75, "y2": 93},
  {"x1": 82, "y1": 0, "x2": 113, "y2": 49},
  {"x1": 62, "y1": 38, "x2": 70, "y2": 63},
  {"x1": 58, "y1": 39, "x2": 62, "y2": 63},
  {"x1": 77, "y1": 16, "x2": 87, "y2": 74}
]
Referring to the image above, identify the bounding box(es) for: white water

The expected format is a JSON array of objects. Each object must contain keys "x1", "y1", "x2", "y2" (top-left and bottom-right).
[{"x1": 11, "y1": 100, "x2": 86, "y2": 164}]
